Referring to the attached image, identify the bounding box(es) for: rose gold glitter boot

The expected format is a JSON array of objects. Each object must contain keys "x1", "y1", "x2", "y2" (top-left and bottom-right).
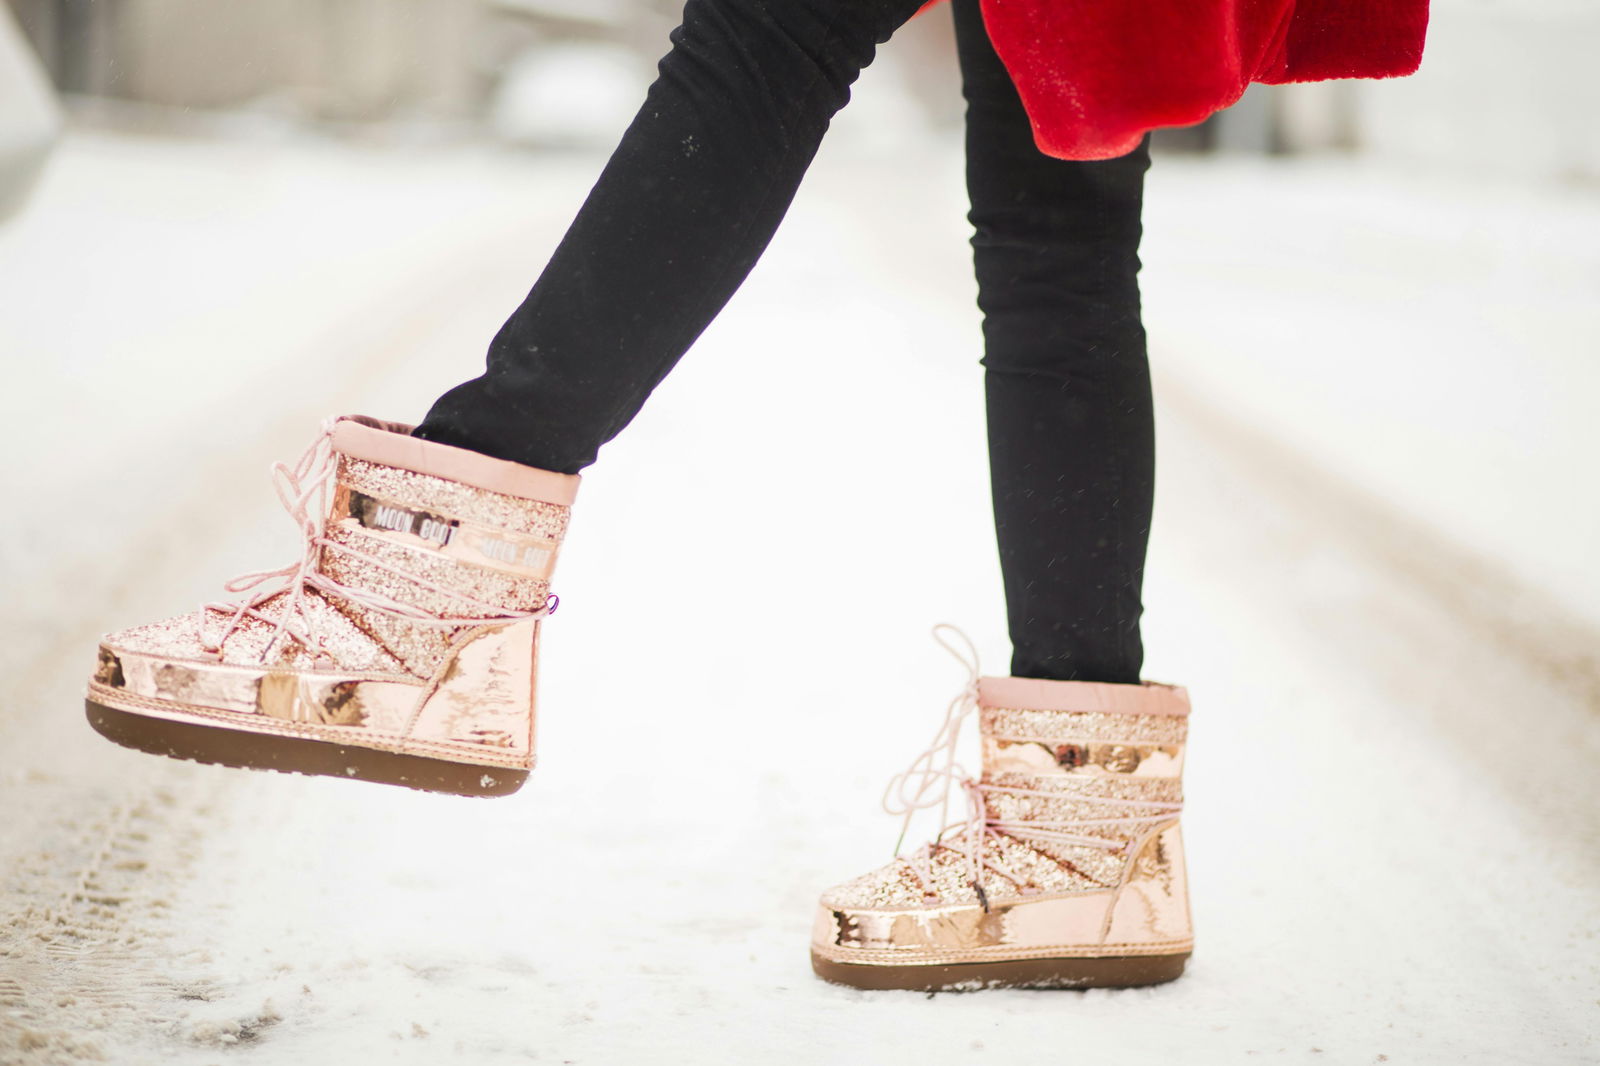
[
  {"x1": 811, "y1": 627, "x2": 1192, "y2": 990},
  {"x1": 85, "y1": 415, "x2": 578, "y2": 797}
]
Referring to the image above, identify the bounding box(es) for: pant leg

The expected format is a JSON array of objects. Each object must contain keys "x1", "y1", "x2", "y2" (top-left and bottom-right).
[
  {"x1": 952, "y1": 0, "x2": 1155, "y2": 684},
  {"x1": 415, "y1": 0, "x2": 927, "y2": 473}
]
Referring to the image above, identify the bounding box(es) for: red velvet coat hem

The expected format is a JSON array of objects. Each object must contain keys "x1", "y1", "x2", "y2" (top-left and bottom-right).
[{"x1": 928, "y1": 0, "x2": 1430, "y2": 160}]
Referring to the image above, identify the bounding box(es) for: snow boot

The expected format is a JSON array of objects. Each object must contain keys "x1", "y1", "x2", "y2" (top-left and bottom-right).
[
  {"x1": 85, "y1": 415, "x2": 578, "y2": 797},
  {"x1": 811, "y1": 627, "x2": 1193, "y2": 990}
]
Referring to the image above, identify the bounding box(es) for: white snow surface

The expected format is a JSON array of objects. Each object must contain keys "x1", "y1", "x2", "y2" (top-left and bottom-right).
[{"x1": 1, "y1": 126, "x2": 1597, "y2": 1065}]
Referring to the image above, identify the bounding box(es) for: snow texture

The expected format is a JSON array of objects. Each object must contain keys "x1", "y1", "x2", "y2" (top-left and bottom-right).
[{"x1": 1, "y1": 121, "x2": 1597, "y2": 1065}]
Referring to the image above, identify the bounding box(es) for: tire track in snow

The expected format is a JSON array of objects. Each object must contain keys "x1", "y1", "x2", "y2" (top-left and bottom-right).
[{"x1": 1, "y1": 780, "x2": 239, "y2": 1063}]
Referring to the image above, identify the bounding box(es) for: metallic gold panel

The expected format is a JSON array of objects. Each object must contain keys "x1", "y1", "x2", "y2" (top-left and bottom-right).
[
  {"x1": 814, "y1": 891, "x2": 1116, "y2": 956},
  {"x1": 984, "y1": 737, "x2": 1186, "y2": 779},
  {"x1": 408, "y1": 618, "x2": 538, "y2": 752},
  {"x1": 94, "y1": 647, "x2": 125, "y2": 688},
  {"x1": 255, "y1": 671, "x2": 420, "y2": 732},
  {"x1": 103, "y1": 644, "x2": 423, "y2": 730},
  {"x1": 1104, "y1": 822, "x2": 1192, "y2": 946}
]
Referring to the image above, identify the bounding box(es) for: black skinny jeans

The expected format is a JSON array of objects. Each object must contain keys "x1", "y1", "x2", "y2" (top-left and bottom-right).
[{"x1": 417, "y1": 0, "x2": 1155, "y2": 684}]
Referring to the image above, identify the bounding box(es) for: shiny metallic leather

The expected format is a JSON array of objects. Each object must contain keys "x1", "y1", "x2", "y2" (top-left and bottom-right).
[
  {"x1": 984, "y1": 736, "x2": 1185, "y2": 779},
  {"x1": 1104, "y1": 821, "x2": 1192, "y2": 947}
]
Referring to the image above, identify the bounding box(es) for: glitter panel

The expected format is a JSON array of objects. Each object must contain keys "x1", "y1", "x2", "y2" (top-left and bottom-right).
[
  {"x1": 322, "y1": 524, "x2": 551, "y2": 615},
  {"x1": 981, "y1": 707, "x2": 1188, "y2": 745},
  {"x1": 338, "y1": 457, "x2": 570, "y2": 541},
  {"x1": 107, "y1": 590, "x2": 404, "y2": 673}
]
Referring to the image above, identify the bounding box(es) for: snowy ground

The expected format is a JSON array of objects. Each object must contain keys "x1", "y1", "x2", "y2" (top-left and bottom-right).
[{"x1": 1, "y1": 126, "x2": 1597, "y2": 1065}]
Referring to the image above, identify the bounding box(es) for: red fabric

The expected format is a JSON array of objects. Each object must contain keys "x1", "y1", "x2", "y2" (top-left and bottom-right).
[{"x1": 932, "y1": 0, "x2": 1429, "y2": 159}]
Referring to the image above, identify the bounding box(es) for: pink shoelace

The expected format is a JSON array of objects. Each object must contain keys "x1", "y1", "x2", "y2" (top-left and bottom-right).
[
  {"x1": 196, "y1": 419, "x2": 555, "y2": 666},
  {"x1": 881, "y1": 624, "x2": 1182, "y2": 909}
]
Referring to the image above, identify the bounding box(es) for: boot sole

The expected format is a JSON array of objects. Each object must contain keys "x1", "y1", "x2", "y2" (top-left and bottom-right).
[
  {"x1": 810, "y1": 949, "x2": 1189, "y2": 991},
  {"x1": 85, "y1": 698, "x2": 528, "y2": 798}
]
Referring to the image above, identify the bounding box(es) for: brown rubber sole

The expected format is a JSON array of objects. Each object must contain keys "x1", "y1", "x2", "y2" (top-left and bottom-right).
[
  {"x1": 85, "y1": 699, "x2": 528, "y2": 798},
  {"x1": 811, "y1": 949, "x2": 1189, "y2": 992}
]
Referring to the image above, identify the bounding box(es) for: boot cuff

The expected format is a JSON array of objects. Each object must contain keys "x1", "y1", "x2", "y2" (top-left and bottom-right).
[
  {"x1": 977, "y1": 676, "x2": 1189, "y2": 716},
  {"x1": 332, "y1": 415, "x2": 580, "y2": 507}
]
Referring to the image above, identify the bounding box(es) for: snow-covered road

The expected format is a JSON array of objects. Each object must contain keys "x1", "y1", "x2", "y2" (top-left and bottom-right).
[{"x1": 1, "y1": 130, "x2": 1596, "y2": 1065}]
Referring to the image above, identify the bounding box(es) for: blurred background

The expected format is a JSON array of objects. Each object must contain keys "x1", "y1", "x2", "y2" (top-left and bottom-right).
[
  {"x1": 9, "y1": 0, "x2": 1600, "y2": 173},
  {"x1": 2, "y1": 2, "x2": 1597, "y2": 1063}
]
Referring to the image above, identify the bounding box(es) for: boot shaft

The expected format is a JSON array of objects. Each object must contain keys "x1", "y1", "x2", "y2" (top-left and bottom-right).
[
  {"x1": 316, "y1": 416, "x2": 580, "y2": 676},
  {"x1": 976, "y1": 674, "x2": 1189, "y2": 891}
]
